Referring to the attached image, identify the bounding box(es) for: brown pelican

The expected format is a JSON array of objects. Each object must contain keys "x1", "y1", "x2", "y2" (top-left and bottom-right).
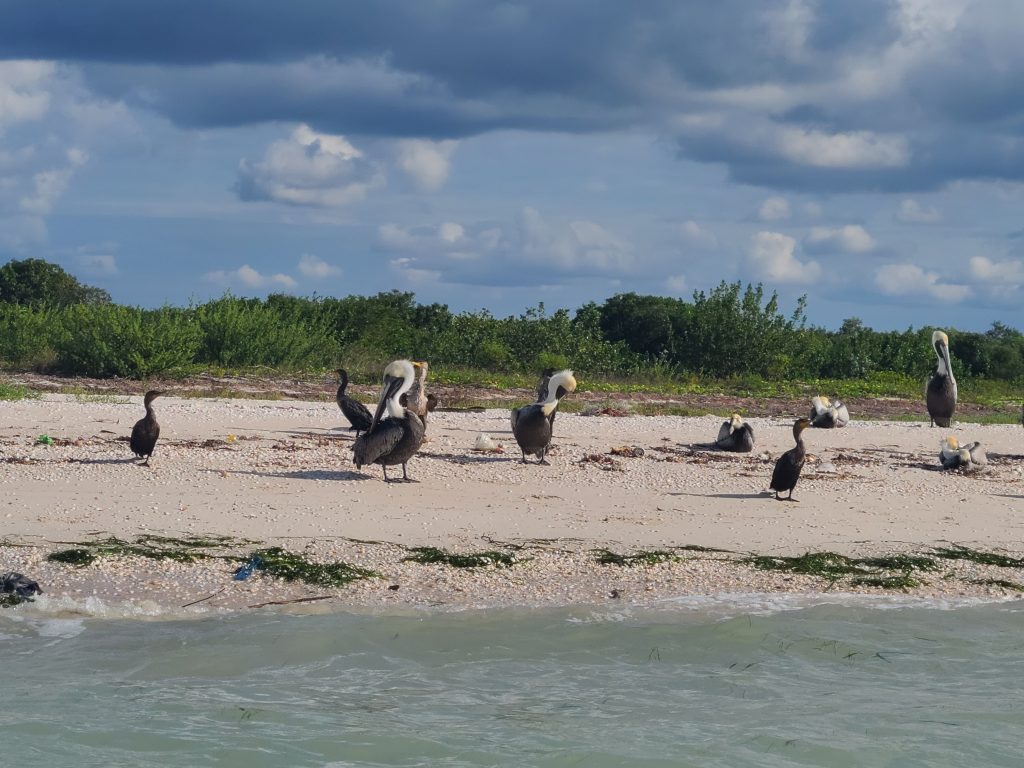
[
  {"x1": 926, "y1": 330, "x2": 957, "y2": 427},
  {"x1": 511, "y1": 369, "x2": 577, "y2": 464},
  {"x1": 352, "y1": 360, "x2": 425, "y2": 482},
  {"x1": 769, "y1": 417, "x2": 811, "y2": 501},
  {"x1": 939, "y1": 436, "x2": 987, "y2": 471},
  {"x1": 535, "y1": 368, "x2": 557, "y2": 427},
  {"x1": 716, "y1": 413, "x2": 755, "y2": 452},
  {"x1": 809, "y1": 395, "x2": 850, "y2": 428},
  {"x1": 335, "y1": 369, "x2": 372, "y2": 437},
  {"x1": 399, "y1": 361, "x2": 433, "y2": 426},
  {"x1": 130, "y1": 390, "x2": 164, "y2": 465}
]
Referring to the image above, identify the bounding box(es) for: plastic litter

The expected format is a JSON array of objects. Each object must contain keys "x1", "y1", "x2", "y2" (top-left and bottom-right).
[
  {"x1": 233, "y1": 555, "x2": 264, "y2": 581},
  {"x1": 34, "y1": 434, "x2": 54, "y2": 446}
]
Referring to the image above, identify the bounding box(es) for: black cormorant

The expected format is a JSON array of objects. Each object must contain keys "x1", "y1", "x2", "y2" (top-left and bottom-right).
[
  {"x1": 130, "y1": 390, "x2": 164, "y2": 465},
  {"x1": 769, "y1": 417, "x2": 811, "y2": 502},
  {"x1": 336, "y1": 369, "x2": 373, "y2": 437}
]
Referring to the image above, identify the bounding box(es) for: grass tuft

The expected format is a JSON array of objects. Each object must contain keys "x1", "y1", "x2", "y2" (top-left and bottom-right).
[
  {"x1": 402, "y1": 546, "x2": 519, "y2": 568},
  {"x1": 0, "y1": 382, "x2": 40, "y2": 401}
]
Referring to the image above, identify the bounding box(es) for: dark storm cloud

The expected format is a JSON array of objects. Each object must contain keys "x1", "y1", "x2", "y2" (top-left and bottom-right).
[{"x1": 5, "y1": 0, "x2": 1024, "y2": 192}]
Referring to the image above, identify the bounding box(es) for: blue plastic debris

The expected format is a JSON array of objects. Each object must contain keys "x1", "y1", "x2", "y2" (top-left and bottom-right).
[{"x1": 233, "y1": 555, "x2": 264, "y2": 581}]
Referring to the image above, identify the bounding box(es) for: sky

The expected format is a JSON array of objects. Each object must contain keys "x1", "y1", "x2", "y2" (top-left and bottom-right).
[{"x1": 1, "y1": 0, "x2": 1024, "y2": 331}]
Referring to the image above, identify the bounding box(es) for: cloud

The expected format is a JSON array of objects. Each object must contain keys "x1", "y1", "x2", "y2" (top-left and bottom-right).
[
  {"x1": 803, "y1": 224, "x2": 876, "y2": 254},
  {"x1": 0, "y1": 61, "x2": 54, "y2": 129},
  {"x1": 204, "y1": 264, "x2": 297, "y2": 290},
  {"x1": 379, "y1": 207, "x2": 633, "y2": 286},
  {"x1": 748, "y1": 231, "x2": 821, "y2": 284},
  {"x1": 874, "y1": 263, "x2": 970, "y2": 302},
  {"x1": 396, "y1": 139, "x2": 458, "y2": 191},
  {"x1": 297, "y1": 254, "x2": 341, "y2": 279},
  {"x1": 896, "y1": 198, "x2": 941, "y2": 223},
  {"x1": 236, "y1": 124, "x2": 383, "y2": 207},
  {"x1": 665, "y1": 274, "x2": 687, "y2": 293},
  {"x1": 18, "y1": 148, "x2": 88, "y2": 215},
  {"x1": 758, "y1": 196, "x2": 790, "y2": 221},
  {"x1": 677, "y1": 220, "x2": 718, "y2": 247},
  {"x1": 968, "y1": 255, "x2": 1024, "y2": 285}
]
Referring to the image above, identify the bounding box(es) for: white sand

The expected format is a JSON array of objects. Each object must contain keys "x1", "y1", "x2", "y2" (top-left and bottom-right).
[{"x1": 2, "y1": 394, "x2": 1023, "y2": 613}]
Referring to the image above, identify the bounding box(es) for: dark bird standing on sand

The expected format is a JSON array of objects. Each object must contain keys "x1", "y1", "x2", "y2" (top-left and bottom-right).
[
  {"x1": 716, "y1": 413, "x2": 755, "y2": 452},
  {"x1": 926, "y1": 330, "x2": 957, "y2": 427},
  {"x1": 130, "y1": 390, "x2": 164, "y2": 465},
  {"x1": 335, "y1": 369, "x2": 372, "y2": 437},
  {"x1": 511, "y1": 369, "x2": 577, "y2": 464},
  {"x1": 352, "y1": 360, "x2": 425, "y2": 482},
  {"x1": 770, "y1": 417, "x2": 811, "y2": 502}
]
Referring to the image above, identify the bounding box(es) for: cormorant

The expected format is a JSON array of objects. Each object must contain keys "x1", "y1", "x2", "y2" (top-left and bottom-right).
[
  {"x1": 130, "y1": 390, "x2": 164, "y2": 465},
  {"x1": 939, "y1": 436, "x2": 987, "y2": 471},
  {"x1": 769, "y1": 417, "x2": 811, "y2": 502},
  {"x1": 809, "y1": 395, "x2": 850, "y2": 428},
  {"x1": 926, "y1": 330, "x2": 957, "y2": 427},
  {"x1": 352, "y1": 360, "x2": 425, "y2": 482},
  {"x1": 716, "y1": 413, "x2": 755, "y2": 452},
  {"x1": 511, "y1": 369, "x2": 576, "y2": 464},
  {"x1": 335, "y1": 369, "x2": 372, "y2": 437}
]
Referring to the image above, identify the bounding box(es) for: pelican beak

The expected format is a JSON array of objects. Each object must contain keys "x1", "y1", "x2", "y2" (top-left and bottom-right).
[{"x1": 368, "y1": 374, "x2": 404, "y2": 434}]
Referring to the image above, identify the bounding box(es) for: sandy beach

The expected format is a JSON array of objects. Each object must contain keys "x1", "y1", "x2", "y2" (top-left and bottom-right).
[{"x1": 2, "y1": 392, "x2": 1023, "y2": 614}]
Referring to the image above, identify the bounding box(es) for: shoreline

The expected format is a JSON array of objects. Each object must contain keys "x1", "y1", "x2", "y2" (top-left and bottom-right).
[{"x1": 2, "y1": 394, "x2": 1023, "y2": 617}]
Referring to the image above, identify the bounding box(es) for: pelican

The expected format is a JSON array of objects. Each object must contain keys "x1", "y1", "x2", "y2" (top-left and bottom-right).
[
  {"x1": 809, "y1": 395, "x2": 850, "y2": 428},
  {"x1": 926, "y1": 330, "x2": 957, "y2": 427},
  {"x1": 352, "y1": 360, "x2": 426, "y2": 482},
  {"x1": 335, "y1": 369, "x2": 372, "y2": 437},
  {"x1": 769, "y1": 417, "x2": 811, "y2": 502},
  {"x1": 511, "y1": 369, "x2": 577, "y2": 464},
  {"x1": 939, "y1": 436, "x2": 987, "y2": 471},
  {"x1": 716, "y1": 413, "x2": 755, "y2": 452},
  {"x1": 130, "y1": 390, "x2": 164, "y2": 465},
  {"x1": 535, "y1": 367, "x2": 558, "y2": 427},
  {"x1": 404, "y1": 360, "x2": 431, "y2": 424}
]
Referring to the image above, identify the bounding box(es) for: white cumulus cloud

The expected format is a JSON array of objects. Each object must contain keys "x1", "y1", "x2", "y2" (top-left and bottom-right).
[
  {"x1": 874, "y1": 263, "x2": 970, "y2": 302},
  {"x1": 968, "y1": 256, "x2": 1024, "y2": 285},
  {"x1": 758, "y1": 196, "x2": 791, "y2": 221},
  {"x1": 396, "y1": 139, "x2": 458, "y2": 191},
  {"x1": 804, "y1": 225, "x2": 877, "y2": 254},
  {"x1": 896, "y1": 198, "x2": 941, "y2": 223},
  {"x1": 748, "y1": 231, "x2": 821, "y2": 284},
  {"x1": 678, "y1": 220, "x2": 718, "y2": 247},
  {"x1": 297, "y1": 254, "x2": 341, "y2": 279},
  {"x1": 204, "y1": 264, "x2": 297, "y2": 291},
  {"x1": 237, "y1": 124, "x2": 383, "y2": 207}
]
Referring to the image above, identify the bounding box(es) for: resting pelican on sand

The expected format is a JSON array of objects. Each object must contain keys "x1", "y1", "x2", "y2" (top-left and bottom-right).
[
  {"x1": 927, "y1": 330, "x2": 957, "y2": 427},
  {"x1": 939, "y1": 436, "x2": 987, "y2": 471},
  {"x1": 511, "y1": 369, "x2": 577, "y2": 464},
  {"x1": 335, "y1": 369, "x2": 372, "y2": 437},
  {"x1": 130, "y1": 390, "x2": 164, "y2": 465},
  {"x1": 715, "y1": 413, "x2": 755, "y2": 452},
  {"x1": 352, "y1": 360, "x2": 426, "y2": 482},
  {"x1": 770, "y1": 418, "x2": 811, "y2": 501},
  {"x1": 810, "y1": 395, "x2": 850, "y2": 428}
]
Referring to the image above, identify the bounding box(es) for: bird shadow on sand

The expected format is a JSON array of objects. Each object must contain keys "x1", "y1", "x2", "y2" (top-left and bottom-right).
[
  {"x1": 65, "y1": 457, "x2": 140, "y2": 466},
  {"x1": 668, "y1": 491, "x2": 771, "y2": 499},
  {"x1": 418, "y1": 450, "x2": 510, "y2": 464},
  {"x1": 206, "y1": 468, "x2": 369, "y2": 482}
]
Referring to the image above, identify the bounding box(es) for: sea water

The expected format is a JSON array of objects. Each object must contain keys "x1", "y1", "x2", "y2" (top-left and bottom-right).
[{"x1": 2, "y1": 597, "x2": 1023, "y2": 768}]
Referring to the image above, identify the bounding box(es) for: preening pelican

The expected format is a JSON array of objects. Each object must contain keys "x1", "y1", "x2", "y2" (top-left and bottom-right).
[
  {"x1": 535, "y1": 368, "x2": 557, "y2": 427},
  {"x1": 927, "y1": 330, "x2": 957, "y2": 427},
  {"x1": 335, "y1": 369, "x2": 372, "y2": 437},
  {"x1": 769, "y1": 418, "x2": 811, "y2": 501},
  {"x1": 352, "y1": 360, "x2": 426, "y2": 482},
  {"x1": 716, "y1": 413, "x2": 755, "y2": 452},
  {"x1": 939, "y1": 436, "x2": 987, "y2": 471},
  {"x1": 810, "y1": 395, "x2": 850, "y2": 428},
  {"x1": 511, "y1": 369, "x2": 577, "y2": 464},
  {"x1": 130, "y1": 390, "x2": 164, "y2": 465},
  {"x1": 403, "y1": 360, "x2": 432, "y2": 425}
]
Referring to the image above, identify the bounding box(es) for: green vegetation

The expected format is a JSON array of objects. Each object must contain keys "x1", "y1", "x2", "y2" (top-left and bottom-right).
[
  {"x1": 746, "y1": 551, "x2": 938, "y2": 589},
  {"x1": 402, "y1": 546, "x2": 519, "y2": 568},
  {"x1": 250, "y1": 547, "x2": 378, "y2": 587},
  {"x1": 932, "y1": 545, "x2": 1024, "y2": 569},
  {"x1": 594, "y1": 549, "x2": 680, "y2": 567},
  {"x1": 0, "y1": 380, "x2": 39, "y2": 401},
  {"x1": 1, "y1": 260, "x2": 1022, "y2": 402}
]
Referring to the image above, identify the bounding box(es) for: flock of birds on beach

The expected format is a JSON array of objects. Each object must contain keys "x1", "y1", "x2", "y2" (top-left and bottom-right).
[{"x1": 125, "y1": 329, "x2": 1017, "y2": 500}]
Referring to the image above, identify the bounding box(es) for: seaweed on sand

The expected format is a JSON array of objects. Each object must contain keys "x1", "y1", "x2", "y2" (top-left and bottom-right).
[
  {"x1": 249, "y1": 547, "x2": 378, "y2": 587},
  {"x1": 402, "y1": 547, "x2": 519, "y2": 568}
]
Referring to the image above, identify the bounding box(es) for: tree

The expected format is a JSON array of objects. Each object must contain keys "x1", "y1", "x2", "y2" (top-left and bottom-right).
[{"x1": 0, "y1": 258, "x2": 111, "y2": 307}]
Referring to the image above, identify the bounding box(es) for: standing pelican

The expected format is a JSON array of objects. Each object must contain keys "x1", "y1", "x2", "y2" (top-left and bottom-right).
[
  {"x1": 335, "y1": 369, "x2": 372, "y2": 437},
  {"x1": 769, "y1": 418, "x2": 811, "y2": 502},
  {"x1": 400, "y1": 361, "x2": 432, "y2": 426},
  {"x1": 511, "y1": 369, "x2": 577, "y2": 464},
  {"x1": 927, "y1": 330, "x2": 957, "y2": 427},
  {"x1": 352, "y1": 360, "x2": 425, "y2": 482},
  {"x1": 130, "y1": 390, "x2": 164, "y2": 465},
  {"x1": 716, "y1": 413, "x2": 755, "y2": 452},
  {"x1": 535, "y1": 368, "x2": 557, "y2": 427},
  {"x1": 809, "y1": 395, "x2": 850, "y2": 428},
  {"x1": 939, "y1": 436, "x2": 987, "y2": 471}
]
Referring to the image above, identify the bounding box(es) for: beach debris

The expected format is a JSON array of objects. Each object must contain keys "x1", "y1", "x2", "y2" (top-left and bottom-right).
[
  {"x1": 226, "y1": 434, "x2": 237, "y2": 443},
  {"x1": 594, "y1": 549, "x2": 678, "y2": 567},
  {"x1": 582, "y1": 405, "x2": 629, "y2": 417},
  {"x1": 47, "y1": 535, "x2": 251, "y2": 568},
  {"x1": 34, "y1": 434, "x2": 54, "y2": 446},
  {"x1": 233, "y1": 554, "x2": 264, "y2": 581},
  {"x1": 579, "y1": 453, "x2": 624, "y2": 471},
  {"x1": 245, "y1": 547, "x2": 378, "y2": 587},
  {"x1": 609, "y1": 445, "x2": 644, "y2": 458},
  {"x1": 472, "y1": 433, "x2": 503, "y2": 452},
  {"x1": 387, "y1": 584, "x2": 400, "y2": 591},
  {"x1": 1, "y1": 572, "x2": 43, "y2": 606},
  {"x1": 609, "y1": 588, "x2": 621, "y2": 599},
  {"x1": 402, "y1": 546, "x2": 519, "y2": 568}
]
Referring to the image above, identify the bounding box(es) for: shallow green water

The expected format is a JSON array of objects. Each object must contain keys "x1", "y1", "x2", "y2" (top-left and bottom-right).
[{"x1": 2, "y1": 597, "x2": 1023, "y2": 767}]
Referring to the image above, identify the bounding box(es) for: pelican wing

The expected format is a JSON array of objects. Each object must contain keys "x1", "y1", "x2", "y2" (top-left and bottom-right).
[{"x1": 352, "y1": 418, "x2": 406, "y2": 467}]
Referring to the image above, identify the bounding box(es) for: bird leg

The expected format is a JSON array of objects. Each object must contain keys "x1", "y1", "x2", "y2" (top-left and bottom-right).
[
  {"x1": 521, "y1": 450, "x2": 529, "y2": 464},
  {"x1": 400, "y1": 463, "x2": 418, "y2": 483},
  {"x1": 382, "y1": 466, "x2": 391, "y2": 482}
]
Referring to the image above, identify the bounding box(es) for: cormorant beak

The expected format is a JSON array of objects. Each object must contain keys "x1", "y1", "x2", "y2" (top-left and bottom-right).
[{"x1": 368, "y1": 373, "x2": 404, "y2": 434}]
